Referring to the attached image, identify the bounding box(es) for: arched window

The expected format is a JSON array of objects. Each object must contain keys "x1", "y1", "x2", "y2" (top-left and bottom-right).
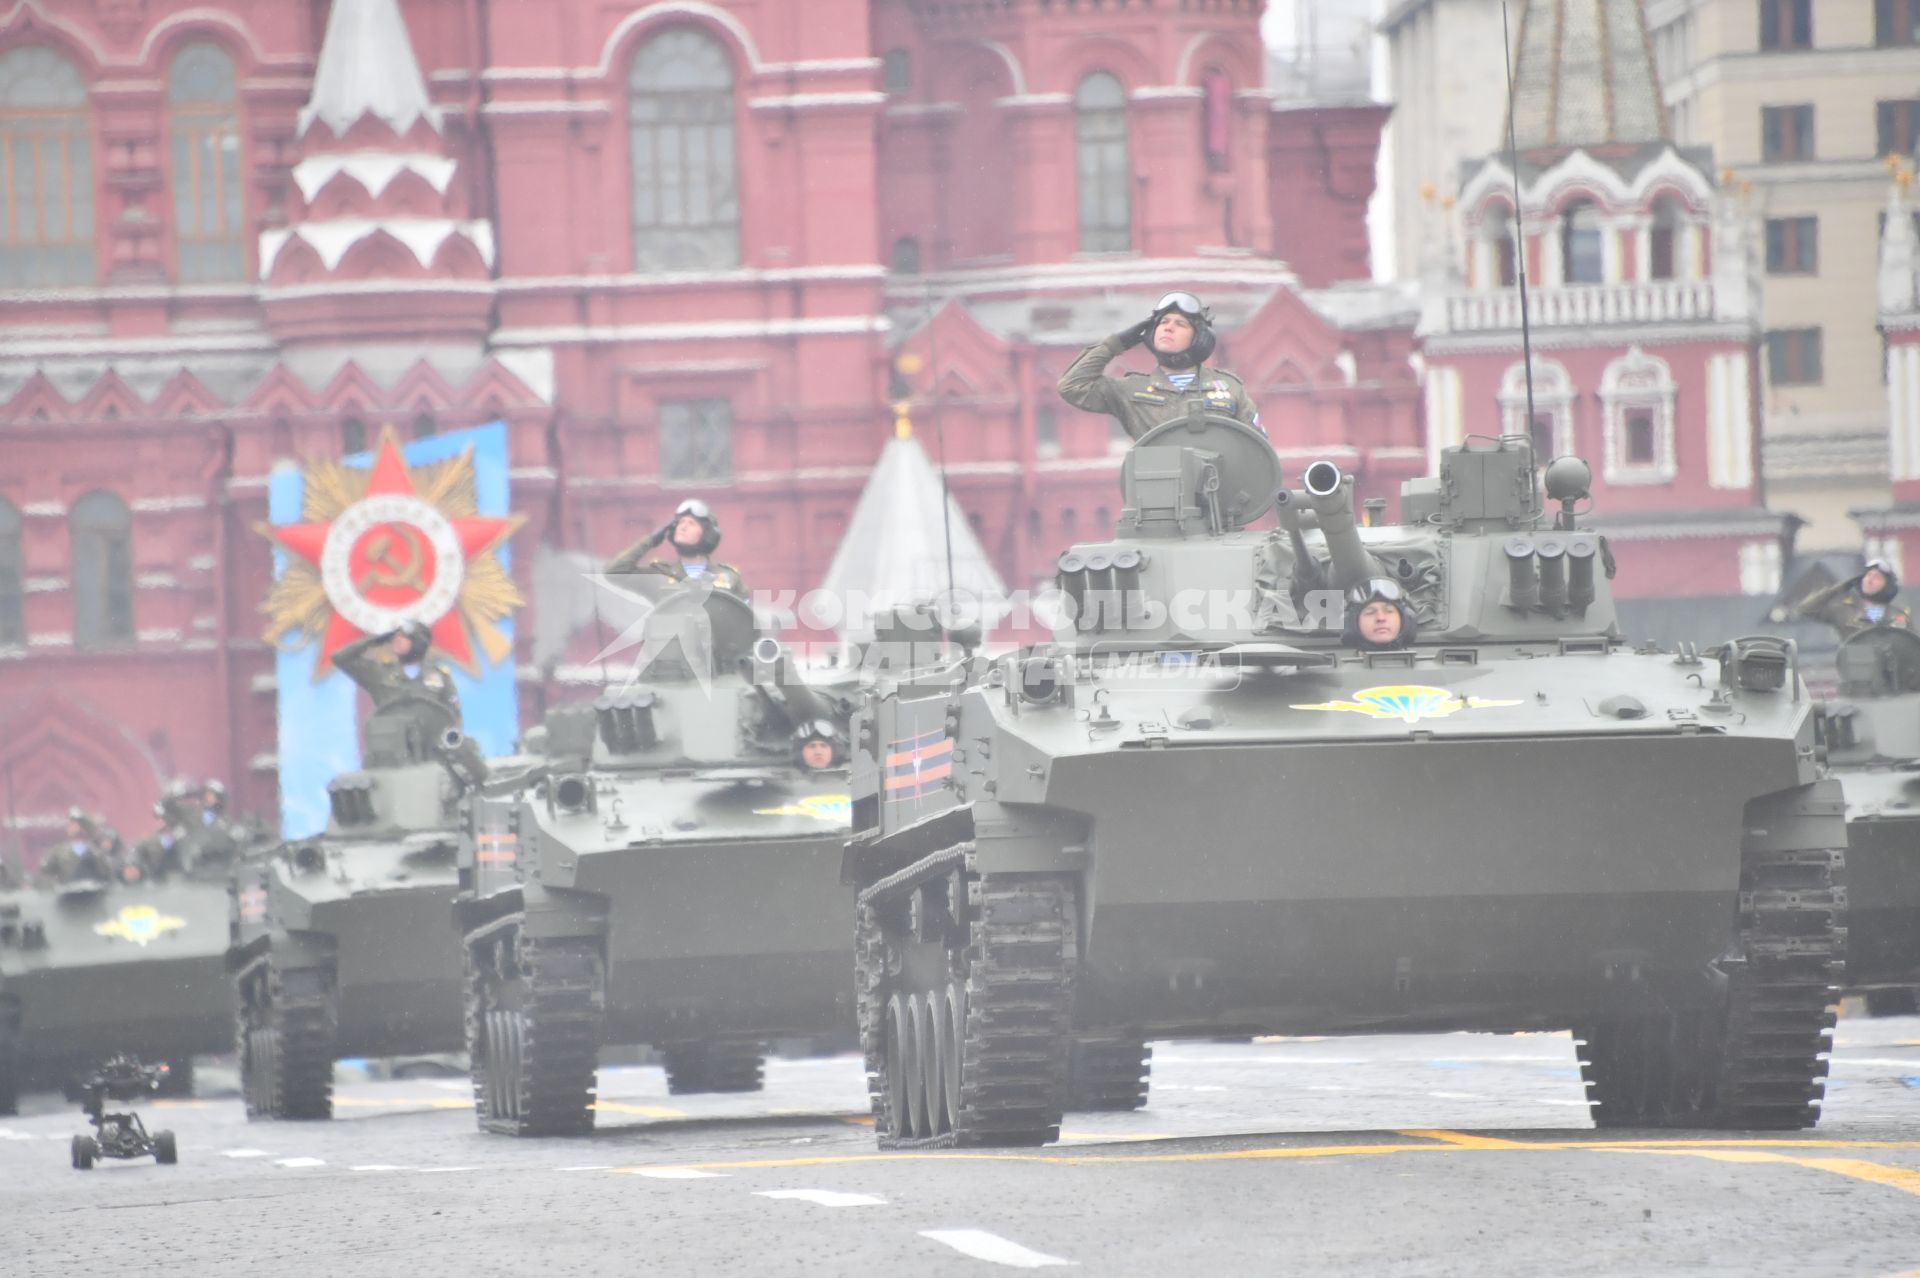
[
  {"x1": 1561, "y1": 198, "x2": 1604, "y2": 285},
  {"x1": 0, "y1": 498, "x2": 22, "y2": 647},
  {"x1": 70, "y1": 491, "x2": 132, "y2": 647},
  {"x1": 1202, "y1": 67, "x2": 1233, "y2": 172},
  {"x1": 890, "y1": 236, "x2": 921, "y2": 275},
  {"x1": 1074, "y1": 72, "x2": 1131, "y2": 253},
  {"x1": 1498, "y1": 357, "x2": 1574, "y2": 460},
  {"x1": 168, "y1": 41, "x2": 243, "y2": 283},
  {"x1": 882, "y1": 48, "x2": 913, "y2": 96},
  {"x1": 411, "y1": 411, "x2": 436, "y2": 439},
  {"x1": 1485, "y1": 204, "x2": 1518, "y2": 288},
  {"x1": 341, "y1": 417, "x2": 366, "y2": 454},
  {"x1": 0, "y1": 45, "x2": 95, "y2": 287},
  {"x1": 628, "y1": 28, "x2": 740, "y2": 271},
  {"x1": 1600, "y1": 346, "x2": 1678, "y2": 484},
  {"x1": 1648, "y1": 195, "x2": 1683, "y2": 282}
]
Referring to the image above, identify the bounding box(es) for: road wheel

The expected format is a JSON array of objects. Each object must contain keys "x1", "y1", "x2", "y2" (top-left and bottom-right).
[
  {"x1": 71, "y1": 1135, "x2": 96, "y2": 1170},
  {"x1": 236, "y1": 946, "x2": 336, "y2": 1121},
  {"x1": 465, "y1": 926, "x2": 602, "y2": 1137}
]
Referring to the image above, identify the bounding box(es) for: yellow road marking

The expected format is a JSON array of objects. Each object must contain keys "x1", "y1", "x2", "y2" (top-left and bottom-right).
[
  {"x1": 1401, "y1": 1130, "x2": 1531, "y2": 1149},
  {"x1": 592, "y1": 1100, "x2": 689, "y2": 1119},
  {"x1": 1607, "y1": 1148, "x2": 1920, "y2": 1200}
]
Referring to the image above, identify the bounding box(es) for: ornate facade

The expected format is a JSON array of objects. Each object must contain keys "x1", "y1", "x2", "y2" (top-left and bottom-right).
[{"x1": 0, "y1": 0, "x2": 1405, "y2": 849}]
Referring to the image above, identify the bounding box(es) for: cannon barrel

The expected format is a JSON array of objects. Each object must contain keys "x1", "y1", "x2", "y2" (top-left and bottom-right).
[
  {"x1": 1273, "y1": 490, "x2": 1326, "y2": 592},
  {"x1": 1299, "y1": 461, "x2": 1376, "y2": 592},
  {"x1": 749, "y1": 639, "x2": 835, "y2": 730}
]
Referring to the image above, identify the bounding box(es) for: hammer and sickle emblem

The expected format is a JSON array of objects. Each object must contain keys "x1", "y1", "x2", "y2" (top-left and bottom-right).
[{"x1": 357, "y1": 523, "x2": 429, "y2": 595}]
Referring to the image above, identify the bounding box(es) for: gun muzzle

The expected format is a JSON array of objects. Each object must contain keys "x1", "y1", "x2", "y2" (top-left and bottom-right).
[{"x1": 1300, "y1": 461, "x2": 1375, "y2": 591}]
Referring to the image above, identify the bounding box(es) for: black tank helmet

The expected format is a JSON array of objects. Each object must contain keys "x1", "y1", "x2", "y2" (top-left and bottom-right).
[
  {"x1": 669, "y1": 498, "x2": 723, "y2": 557},
  {"x1": 1147, "y1": 291, "x2": 1217, "y2": 371},
  {"x1": 791, "y1": 717, "x2": 847, "y2": 769},
  {"x1": 1341, "y1": 578, "x2": 1417, "y2": 650},
  {"x1": 1859, "y1": 557, "x2": 1901, "y2": 603},
  {"x1": 395, "y1": 621, "x2": 433, "y2": 662}
]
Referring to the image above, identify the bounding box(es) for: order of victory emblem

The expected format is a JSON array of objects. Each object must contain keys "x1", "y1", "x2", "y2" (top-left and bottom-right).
[
  {"x1": 94, "y1": 904, "x2": 188, "y2": 947},
  {"x1": 1291, "y1": 684, "x2": 1524, "y2": 725},
  {"x1": 752, "y1": 794, "x2": 854, "y2": 823},
  {"x1": 258, "y1": 427, "x2": 526, "y2": 675}
]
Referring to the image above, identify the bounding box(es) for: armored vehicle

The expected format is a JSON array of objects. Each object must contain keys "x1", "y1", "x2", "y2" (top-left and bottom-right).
[
  {"x1": 0, "y1": 843, "x2": 241, "y2": 1108},
  {"x1": 456, "y1": 585, "x2": 859, "y2": 1135},
  {"x1": 230, "y1": 697, "x2": 488, "y2": 1120},
  {"x1": 1821, "y1": 627, "x2": 1920, "y2": 1015},
  {"x1": 846, "y1": 416, "x2": 1846, "y2": 1148}
]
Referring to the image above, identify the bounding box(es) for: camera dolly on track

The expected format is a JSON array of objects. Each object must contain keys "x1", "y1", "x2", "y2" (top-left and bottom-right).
[{"x1": 70, "y1": 1055, "x2": 177, "y2": 1170}]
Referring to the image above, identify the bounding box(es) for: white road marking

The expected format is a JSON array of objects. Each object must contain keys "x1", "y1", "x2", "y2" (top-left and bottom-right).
[
  {"x1": 635, "y1": 1167, "x2": 727, "y2": 1180},
  {"x1": 417, "y1": 1166, "x2": 482, "y2": 1174},
  {"x1": 275, "y1": 1157, "x2": 326, "y2": 1168},
  {"x1": 350, "y1": 1165, "x2": 411, "y2": 1172},
  {"x1": 754, "y1": 1189, "x2": 886, "y2": 1208},
  {"x1": 0, "y1": 1129, "x2": 38, "y2": 1141},
  {"x1": 221, "y1": 1148, "x2": 273, "y2": 1159},
  {"x1": 920, "y1": 1230, "x2": 1075, "y2": 1269},
  {"x1": 559, "y1": 1165, "x2": 614, "y2": 1173}
]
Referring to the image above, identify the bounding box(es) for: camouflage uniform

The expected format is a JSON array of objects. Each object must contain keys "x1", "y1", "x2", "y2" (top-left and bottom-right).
[
  {"x1": 333, "y1": 630, "x2": 486, "y2": 783},
  {"x1": 605, "y1": 542, "x2": 746, "y2": 596},
  {"x1": 38, "y1": 835, "x2": 113, "y2": 887},
  {"x1": 1057, "y1": 335, "x2": 1261, "y2": 441},
  {"x1": 1794, "y1": 579, "x2": 1914, "y2": 641}
]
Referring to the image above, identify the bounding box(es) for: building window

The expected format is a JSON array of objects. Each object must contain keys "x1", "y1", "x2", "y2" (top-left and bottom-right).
[
  {"x1": 882, "y1": 48, "x2": 912, "y2": 96},
  {"x1": 1739, "y1": 541, "x2": 1784, "y2": 597},
  {"x1": 659, "y1": 398, "x2": 733, "y2": 481},
  {"x1": 1201, "y1": 67, "x2": 1232, "y2": 172},
  {"x1": 1879, "y1": 100, "x2": 1920, "y2": 158},
  {"x1": 1766, "y1": 328, "x2": 1823, "y2": 386},
  {"x1": 628, "y1": 28, "x2": 740, "y2": 272},
  {"x1": 1035, "y1": 405, "x2": 1058, "y2": 455},
  {"x1": 1561, "y1": 199, "x2": 1604, "y2": 285},
  {"x1": 1758, "y1": 0, "x2": 1812, "y2": 50},
  {"x1": 1764, "y1": 216, "x2": 1818, "y2": 274},
  {"x1": 1484, "y1": 204, "x2": 1518, "y2": 288},
  {"x1": 1878, "y1": 0, "x2": 1920, "y2": 46},
  {"x1": 341, "y1": 417, "x2": 366, "y2": 454},
  {"x1": 1761, "y1": 105, "x2": 1815, "y2": 162},
  {"x1": 1074, "y1": 72, "x2": 1131, "y2": 254},
  {"x1": 890, "y1": 236, "x2": 921, "y2": 275},
  {"x1": 71, "y1": 491, "x2": 132, "y2": 647},
  {"x1": 0, "y1": 498, "x2": 21, "y2": 647},
  {"x1": 1649, "y1": 197, "x2": 1683, "y2": 281},
  {"x1": 1600, "y1": 347, "x2": 1678, "y2": 484},
  {"x1": 1499, "y1": 357, "x2": 1573, "y2": 459},
  {"x1": 168, "y1": 41, "x2": 243, "y2": 284},
  {"x1": 0, "y1": 45, "x2": 95, "y2": 288}
]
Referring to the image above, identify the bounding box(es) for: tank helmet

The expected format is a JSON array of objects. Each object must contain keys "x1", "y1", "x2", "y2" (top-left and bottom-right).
[
  {"x1": 1342, "y1": 577, "x2": 1417, "y2": 650},
  {"x1": 791, "y1": 718, "x2": 846, "y2": 768},
  {"x1": 203, "y1": 778, "x2": 227, "y2": 810},
  {"x1": 394, "y1": 621, "x2": 433, "y2": 660},
  {"x1": 670, "y1": 497, "x2": 722, "y2": 556},
  {"x1": 1148, "y1": 290, "x2": 1217, "y2": 371},
  {"x1": 1860, "y1": 557, "x2": 1901, "y2": 602}
]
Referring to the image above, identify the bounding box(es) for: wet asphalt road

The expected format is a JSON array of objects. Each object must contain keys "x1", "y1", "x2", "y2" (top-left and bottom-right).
[{"x1": 5, "y1": 1018, "x2": 1920, "y2": 1278}]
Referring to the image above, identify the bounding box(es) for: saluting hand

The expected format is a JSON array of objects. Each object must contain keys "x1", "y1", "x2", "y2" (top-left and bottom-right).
[{"x1": 1115, "y1": 319, "x2": 1154, "y2": 350}]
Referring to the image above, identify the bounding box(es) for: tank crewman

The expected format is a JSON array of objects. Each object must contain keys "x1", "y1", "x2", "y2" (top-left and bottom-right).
[
  {"x1": 792, "y1": 719, "x2": 846, "y2": 772},
  {"x1": 605, "y1": 498, "x2": 746, "y2": 596},
  {"x1": 1343, "y1": 579, "x2": 1417, "y2": 652},
  {"x1": 1793, "y1": 558, "x2": 1913, "y2": 641},
  {"x1": 37, "y1": 808, "x2": 116, "y2": 887},
  {"x1": 133, "y1": 780, "x2": 200, "y2": 881},
  {"x1": 1056, "y1": 291, "x2": 1261, "y2": 442},
  {"x1": 333, "y1": 623, "x2": 488, "y2": 782}
]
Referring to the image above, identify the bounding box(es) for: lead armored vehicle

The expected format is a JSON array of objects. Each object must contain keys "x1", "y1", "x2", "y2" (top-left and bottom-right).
[
  {"x1": 0, "y1": 842, "x2": 239, "y2": 1108},
  {"x1": 847, "y1": 417, "x2": 1846, "y2": 1147},
  {"x1": 456, "y1": 585, "x2": 860, "y2": 1135},
  {"x1": 1821, "y1": 627, "x2": 1920, "y2": 1015},
  {"x1": 230, "y1": 697, "x2": 489, "y2": 1120}
]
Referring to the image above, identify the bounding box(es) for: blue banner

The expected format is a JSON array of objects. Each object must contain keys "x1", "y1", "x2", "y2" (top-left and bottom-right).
[{"x1": 271, "y1": 421, "x2": 519, "y2": 838}]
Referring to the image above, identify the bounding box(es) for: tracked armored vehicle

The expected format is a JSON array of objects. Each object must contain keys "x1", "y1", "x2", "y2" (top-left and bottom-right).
[
  {"x1": 229, "y1": 697, "x2": 491, "y2": 1120},
  {"x1": 0, "y1": 844, "x2": 241, "y2": 1109},
  {"x1": 847, "y1": 416, "x2": 1846, "y2": 1148},
  {"x1": 1821, "y1": 628, "x2": 1920, "y2": 1015},
  {"x1": 456, "y1": 585, "x2": 859, "y2": 1135}
]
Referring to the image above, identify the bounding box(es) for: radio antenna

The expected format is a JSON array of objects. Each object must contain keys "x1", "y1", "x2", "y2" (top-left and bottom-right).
[
  {"x1": 1502, "y1": 1, "x2": 1539, "y2": 443},
  {"x1": 924, "y1": 282, "x2": 959, "y2": 624}
]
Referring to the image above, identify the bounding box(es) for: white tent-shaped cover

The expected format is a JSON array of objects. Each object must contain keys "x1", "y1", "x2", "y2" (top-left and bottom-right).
[{"x1": 820, "y1": 431, "x2": 1008, "y2": 639}]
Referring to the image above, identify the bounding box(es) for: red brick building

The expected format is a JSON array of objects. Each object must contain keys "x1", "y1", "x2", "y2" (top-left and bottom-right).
[{"x1": 0, "y1": 0, "x2": 1410, "y2": 852}]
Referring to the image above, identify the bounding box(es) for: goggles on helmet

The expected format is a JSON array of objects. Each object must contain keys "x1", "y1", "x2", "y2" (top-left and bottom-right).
[
  {"x1": 792, "y1": 719, "x2": 839, "y2": 742},
  {"x1": 1153, "y1": 291, "x2": 1206, "y2": 318},
  {"x1": 1865, "y1": 558, "x2": 1896, "y2": 576},
  {"x1": 1346, "y1": 578, "x2": 1408, "y2": 608},
  {"x1": 675, "y1": 498, "x2": 714, "y2": 520}
]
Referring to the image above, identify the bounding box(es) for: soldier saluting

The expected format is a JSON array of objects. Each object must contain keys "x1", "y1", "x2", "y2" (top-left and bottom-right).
[
  {"x1": 607, "y1": 498, "x2": 745, "y2": 596},
  {"x1": 1793, "y1": 558, "x2": 1914, "y2": 641},
  {"x1": 1057, "y1": 291, "x2": 1261, "y2": 441},
  {"x1": 332, "y1": 622, "x2": 487, "y2": 783}
]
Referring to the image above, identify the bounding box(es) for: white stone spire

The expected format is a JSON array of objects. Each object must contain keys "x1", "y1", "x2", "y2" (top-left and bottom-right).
[
  {"x1": 300, "y1": 0, "x2": 438, "y2": 137},
  {"x1": 1880, "y1": 182, "x2": 1919, "y2": 319}
]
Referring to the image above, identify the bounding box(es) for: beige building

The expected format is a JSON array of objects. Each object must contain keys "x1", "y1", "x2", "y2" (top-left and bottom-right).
[{"x1": 1647, "y1": 0, "x2": 1920, "y2": 548}]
